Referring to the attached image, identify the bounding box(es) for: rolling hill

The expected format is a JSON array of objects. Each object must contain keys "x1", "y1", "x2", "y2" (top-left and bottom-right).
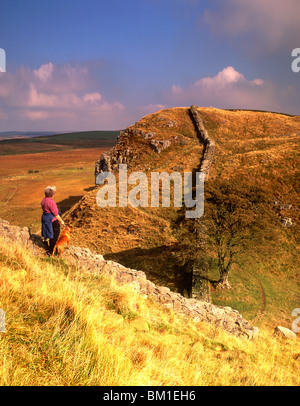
[{"x1": 62, "y1": 106, "x2": 299, "y2": 330}]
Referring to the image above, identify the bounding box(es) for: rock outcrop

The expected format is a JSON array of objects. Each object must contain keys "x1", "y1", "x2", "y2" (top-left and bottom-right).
[
  {"x1": 94, "y1": 129, "x2": 134, "y2": 182},
  {"x1": 94, "y1": 105, "x2": 214, "y2": 183},
  {"x1": 274, "y1": 326, "x2": 297, "y2": 339},
  {"x1": 0, "y1": 218, "x2": 258, "y2": 339},
  {"x1": 150, "y1": 139, "x2": 171, "y2": 153}
]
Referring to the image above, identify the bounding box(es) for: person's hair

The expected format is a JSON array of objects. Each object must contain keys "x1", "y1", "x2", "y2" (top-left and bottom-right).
[{"x1": 44, "y1": 186, "x2": 56, "y2": 197}]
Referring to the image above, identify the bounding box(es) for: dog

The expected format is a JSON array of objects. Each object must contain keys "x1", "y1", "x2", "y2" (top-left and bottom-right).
[{"x1": 52, "y1": 225, "x2": 73, "y2": 257}]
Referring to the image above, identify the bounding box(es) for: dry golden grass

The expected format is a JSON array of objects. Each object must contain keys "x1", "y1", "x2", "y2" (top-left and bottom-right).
[
  {"x1": 0, "y1": 237, "x2": 299, "y2": 386},
  {"x1": 58, "y1": 107, "x2": 300, "y2": 329},
  {"x1": 0, "y1": 107, "x2": 299, "y2": 384}
]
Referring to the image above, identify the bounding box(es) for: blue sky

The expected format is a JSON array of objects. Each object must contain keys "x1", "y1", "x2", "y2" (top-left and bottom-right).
[{"x1": 0, "y1": 0, "x2": 299, "y2": 131}]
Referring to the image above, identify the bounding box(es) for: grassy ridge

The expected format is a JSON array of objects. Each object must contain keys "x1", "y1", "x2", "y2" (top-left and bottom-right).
[
  {"x1": 0, "y1": 237, "x2": 299, "y2": 386},
  {"x1": 63, "y1": 107, "x2": 299, "y2": 329}
]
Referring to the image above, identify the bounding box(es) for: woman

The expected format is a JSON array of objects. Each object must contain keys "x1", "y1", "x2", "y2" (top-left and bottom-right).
[{"x1": 41, "y1": 186, "x2": 65, "y2": 255}]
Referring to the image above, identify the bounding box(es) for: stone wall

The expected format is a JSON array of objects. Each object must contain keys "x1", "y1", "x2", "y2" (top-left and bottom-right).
[
  {"x1": 0, "y1": 218, "x2": 258, "y2": 339},
  {"x1": 189, "y1": 105, "x2": 216, "y2": 181},
  {"x1": 192, "y1": 267, "x2": 211, "y2": 302}
]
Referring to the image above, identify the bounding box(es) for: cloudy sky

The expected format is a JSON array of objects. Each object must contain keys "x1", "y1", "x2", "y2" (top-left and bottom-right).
[{"x1": 0, "y1": 0, "x2": 299, "y2": 131}]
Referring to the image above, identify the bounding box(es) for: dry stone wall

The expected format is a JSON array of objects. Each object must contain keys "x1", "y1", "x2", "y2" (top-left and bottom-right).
[
  {"x1": 189, "y1": 105, "x2": 215, "y2": 180},
  {"x1": 0, "y1": 218, "x2": 258, "y2": 339}
]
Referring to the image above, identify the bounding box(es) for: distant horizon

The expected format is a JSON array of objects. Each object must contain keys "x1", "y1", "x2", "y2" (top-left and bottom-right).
[
  {"x1": 0, "y1": 129, "x2": 121, "y2": 143},
  {"x1": 1, "y1": 104, "x2": 298, "y2": 136}
]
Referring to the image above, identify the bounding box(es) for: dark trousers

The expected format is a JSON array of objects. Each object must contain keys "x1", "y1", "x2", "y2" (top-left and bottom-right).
[{"x1": 49, "y1": 220, "x2": 60, "y2": 254}]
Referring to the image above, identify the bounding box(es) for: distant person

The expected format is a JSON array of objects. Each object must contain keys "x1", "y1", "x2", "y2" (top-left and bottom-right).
[{"x1": 41, "y1": 186, "x2": 65, "y2": 255}]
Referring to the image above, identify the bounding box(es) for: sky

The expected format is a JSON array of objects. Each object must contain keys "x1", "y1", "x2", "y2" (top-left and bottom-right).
[{"x1": 0, "y1": 0, "x2": 299, "y2": 131}]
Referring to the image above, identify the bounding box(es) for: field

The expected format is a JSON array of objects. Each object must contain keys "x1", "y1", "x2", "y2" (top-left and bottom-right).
[
  {"x1": 0, "y1": 147, "x2": 111, "y2": 232},
  {"x1": 0, "y1": 130, "x2": 118, "y2": 155}
]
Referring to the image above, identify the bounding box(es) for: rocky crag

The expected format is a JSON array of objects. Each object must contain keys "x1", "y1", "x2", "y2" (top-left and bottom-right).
[
  {"x1": 94, "y1": 105, "x2": 215, "y2": 181},
  {"x1": 0, "y1": 218, "x2": 259, "y2": 339}
]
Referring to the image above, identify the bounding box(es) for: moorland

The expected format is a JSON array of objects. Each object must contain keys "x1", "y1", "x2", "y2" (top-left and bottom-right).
[{"x1": 0, "y1": 107, "x2": 299, "y2": 386}]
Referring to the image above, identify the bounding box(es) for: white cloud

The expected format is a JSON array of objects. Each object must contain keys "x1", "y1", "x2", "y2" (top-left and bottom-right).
[
  {"x1": 196, "y1": 66, "x2": 247, "y2": 88},
  {"x1": 163, "y1": 66, "x2": 293, "y2": 113},
  {"x1": 33, "y1": 62, "x2": 54, "y2": 82},
  {"x1": 0, "y1": 62, "x2": 128, "y2": 131},
  {"x1": 82, "y1": 92, "x2": 102, "y2": 103}
]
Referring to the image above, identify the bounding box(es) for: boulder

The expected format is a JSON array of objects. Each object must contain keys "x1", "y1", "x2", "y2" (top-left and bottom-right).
[{"x1": 274, "y1": 326, "x2": 297, "y2": 339}]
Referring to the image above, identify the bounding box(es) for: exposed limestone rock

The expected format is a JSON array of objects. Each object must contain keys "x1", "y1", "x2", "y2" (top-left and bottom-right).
[
  {"x1": 274, "y1": 326, "x2": 297, "y2": 339},
  {"x1": 174, "y1": 135, "x2": 190, "y2": 145},
  {"x1": 135, "y1": 130, "x2": 156, "y2": 139},
  {"x1": 94, "y1": 129, "x2": 134, "y2": 181},
  {"x1": 0, "y1": 219, "x2": 31, "y2": 246},
  {"x1": 273, "y1": 201, "x2": 292, "y2": 211},
  {"x1": 167, "y1": 120, "x2": 177, "y2": 127},
  {"x1": 150, "y1": 139, "x2": 171, "y2": 153}
]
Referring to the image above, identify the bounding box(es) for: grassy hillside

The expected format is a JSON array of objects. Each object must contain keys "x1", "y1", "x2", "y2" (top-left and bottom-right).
[
  {"x1": 0, "y1": 237, "x2": 299, "y2": 386},
  {"x1": 63, "y1": 107, "x2": 300, "y2": 330}
]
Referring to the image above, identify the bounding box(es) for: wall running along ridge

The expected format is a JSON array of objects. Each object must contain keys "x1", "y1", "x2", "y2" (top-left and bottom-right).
[
  {"x1": 189, "y1": 105, "x2": 215, "y2": 181},
  {"x1": 188, "y1": 105, "x2": 215, "y2": 299},
  {"x1": 95, "y1": 105, "x2": 215, "y2": 181},
  {"x1": 0, "y1": 218, "x2": 258, "y2": 338},
  {"x1": 96, "y1": 105, "x2": 217, "y2": 304}
]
